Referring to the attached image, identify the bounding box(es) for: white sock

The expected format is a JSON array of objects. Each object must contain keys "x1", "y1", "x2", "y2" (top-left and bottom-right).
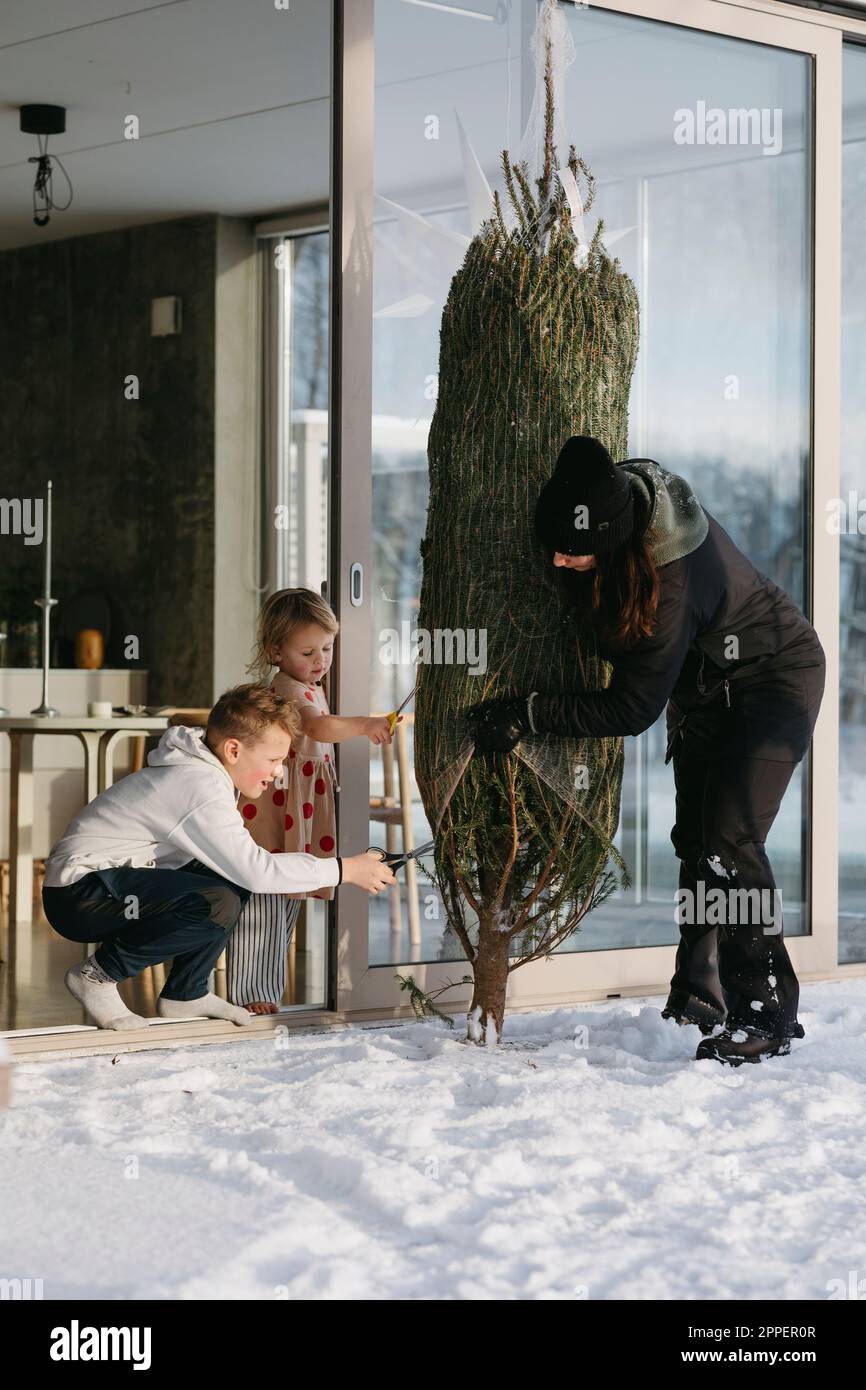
[
  {"x1": 65, "y1": 956, "x2": 148, "y2": 1031},
  {"x1": 157, "y1": 992, "x2": 254, "y2": 1027}
]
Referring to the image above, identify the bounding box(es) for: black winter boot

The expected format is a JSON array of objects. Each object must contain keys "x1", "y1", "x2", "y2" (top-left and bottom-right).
[
  {"x1": 695, "y1": 1025, "x2": 793, "y2": 1067},
  {"x1": 661, "y1": 989, "x2": 726, "y2": 1035}
]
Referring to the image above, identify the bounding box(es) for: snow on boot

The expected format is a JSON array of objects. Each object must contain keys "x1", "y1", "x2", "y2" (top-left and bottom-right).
[
  {"x1": 661, "y1": 990, "x2": 725, "y2": 1035},
  {"x1": 65, "y1": 957, "x2": 148, "y2": 1031},
  {"x1": 695, "y1": 1025, "x2": 792, "y2": 1067},
  {"x1": 157, "y1": 993, "x2": 253, "y2": 1027}
]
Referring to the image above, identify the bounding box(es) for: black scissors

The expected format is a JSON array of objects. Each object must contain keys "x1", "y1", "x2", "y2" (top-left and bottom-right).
[{"x1": 367, "y1": 839, "x2": 435, "y2": 872}]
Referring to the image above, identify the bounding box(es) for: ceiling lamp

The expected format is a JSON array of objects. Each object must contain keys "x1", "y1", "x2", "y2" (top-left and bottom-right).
[{"x1": 19, "y1": 104, "x2": 73, "y2": 227}]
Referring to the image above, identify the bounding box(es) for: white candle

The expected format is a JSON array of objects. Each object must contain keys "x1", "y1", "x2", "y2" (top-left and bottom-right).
[{"x1": 45, "y1": 479, "x2": 52, "y2": 599}]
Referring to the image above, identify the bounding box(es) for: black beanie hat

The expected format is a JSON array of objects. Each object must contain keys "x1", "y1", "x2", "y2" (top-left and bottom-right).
[{"x1": 533, "y1": 435, "x2": 635, "y2": 556}]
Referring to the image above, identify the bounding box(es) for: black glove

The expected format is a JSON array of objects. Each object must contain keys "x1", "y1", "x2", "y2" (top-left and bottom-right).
[{"x1": 465, "y1": 696, "x2": 532, "y2": 754}]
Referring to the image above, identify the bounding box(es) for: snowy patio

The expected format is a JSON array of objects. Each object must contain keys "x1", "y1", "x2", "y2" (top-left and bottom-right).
[{"x1": 3, "y1": 976, "x2": 866, "y2": 1301}]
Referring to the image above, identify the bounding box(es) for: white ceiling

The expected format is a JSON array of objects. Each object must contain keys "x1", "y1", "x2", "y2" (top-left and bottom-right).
[
  {"x1": 1, "y1": 0, "x2": 863, "y2": 255},
  {"x1": 0, "y1": 0, "x2": 331, "y2": 250}
]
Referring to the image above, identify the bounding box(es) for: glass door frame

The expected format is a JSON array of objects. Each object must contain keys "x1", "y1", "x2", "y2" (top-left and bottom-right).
[
  {"x1": 254, "y1": 207, "x2": 330, "y2": 601},
  {"x1": 331, "y1": 0, "x2": 843, "y2": 1017}
]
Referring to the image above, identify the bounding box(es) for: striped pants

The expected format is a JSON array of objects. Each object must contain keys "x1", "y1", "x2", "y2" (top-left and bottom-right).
[{"x1": 224, "y1": 893, "x2": 300, "y2": 1006}]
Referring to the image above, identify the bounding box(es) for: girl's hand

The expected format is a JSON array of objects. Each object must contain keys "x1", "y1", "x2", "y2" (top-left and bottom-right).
[{"x1": 365, "y1": 714, "x2": 398, "y2": 746}]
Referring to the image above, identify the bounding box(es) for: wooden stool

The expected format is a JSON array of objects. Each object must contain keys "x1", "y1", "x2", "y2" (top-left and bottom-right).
[{"x1": 368, "y1": 714, "x2": 420, "y2": 944}]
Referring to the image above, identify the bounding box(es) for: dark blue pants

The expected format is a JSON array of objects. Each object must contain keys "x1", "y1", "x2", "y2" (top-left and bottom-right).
[{"x1": 42, "y1": 860, "x2": 251, "y2": 1001}]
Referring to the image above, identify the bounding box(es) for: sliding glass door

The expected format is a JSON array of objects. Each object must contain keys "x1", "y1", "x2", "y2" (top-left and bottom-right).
[
  {"x1": 335, "y1": 0, "x2": 841, "y2": 1015},
  {"x1": 257, "y1": 223, "x2": 331, "y2": 1010}
]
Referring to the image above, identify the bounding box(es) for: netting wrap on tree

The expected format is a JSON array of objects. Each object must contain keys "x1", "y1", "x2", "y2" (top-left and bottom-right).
[{"x1": 412, "y1": 1, "x2": 641, "y2": 1040}]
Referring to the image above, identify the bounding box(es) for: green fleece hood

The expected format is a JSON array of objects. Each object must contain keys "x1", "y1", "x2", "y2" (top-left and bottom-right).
[{"x1": 620, "y1": 459, "x2": 708, "y2": 568}]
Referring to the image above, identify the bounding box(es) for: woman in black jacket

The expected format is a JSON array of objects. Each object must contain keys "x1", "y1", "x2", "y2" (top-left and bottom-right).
[{"x1": 467, "y1": 436, "x2": 826, "y2": 1067}]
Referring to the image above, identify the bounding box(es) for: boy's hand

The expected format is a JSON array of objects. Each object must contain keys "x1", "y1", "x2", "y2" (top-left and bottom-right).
[
  {"x1": 365, "y1": 715, "x2": 398, "y2": 746},
  {"x1": 341, "y1": 850, "x2": 396, "y2": 894}
]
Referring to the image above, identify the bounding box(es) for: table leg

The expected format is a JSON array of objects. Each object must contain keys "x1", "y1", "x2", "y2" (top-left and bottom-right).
[
  {"x1": 99, "y1": 730, "x2": 122, "y2": 792},
  {"x1": 8, "y1": 731, "x2": 34, "y2": 982},
  {"x1": 77, "y1": 733, "x2": 104, "y2": 954},
  {"x1": 98, "y1": 728, "x2": 148, "y2": 792},
  {"x1": 75, "y1": 731, "x2": 103, "y2": 804}
]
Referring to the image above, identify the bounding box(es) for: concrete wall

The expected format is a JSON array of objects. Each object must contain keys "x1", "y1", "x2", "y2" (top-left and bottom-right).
[{"x1": 0, "y1": 213, "x2": 260, "y2": 708}]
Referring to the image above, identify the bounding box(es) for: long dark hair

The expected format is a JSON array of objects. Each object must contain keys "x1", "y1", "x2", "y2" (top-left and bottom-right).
[{"x1": 551, "y1": 486, "x2": 661, "y2": 651}]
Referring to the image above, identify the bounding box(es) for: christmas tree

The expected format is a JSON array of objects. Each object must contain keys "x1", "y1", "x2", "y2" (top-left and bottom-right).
[{"x1": 414, "y1": 2, "x2": 641, "y2": 1043}]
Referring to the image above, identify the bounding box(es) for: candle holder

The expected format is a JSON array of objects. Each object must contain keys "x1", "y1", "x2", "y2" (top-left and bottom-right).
[
  {"x1": 31, "y1": 478, "x2": 59, "y2": 717},
  {"x1": 31, "y1": 595, "x2": 59, "y2": 716}
]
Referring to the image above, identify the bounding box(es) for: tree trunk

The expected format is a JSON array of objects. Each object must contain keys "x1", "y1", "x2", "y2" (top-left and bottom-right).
[{"x1": 467, "y1": 919, "x2": 511, "y2": 1045}]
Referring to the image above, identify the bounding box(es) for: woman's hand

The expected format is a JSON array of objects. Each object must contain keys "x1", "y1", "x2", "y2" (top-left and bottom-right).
[{"x1": 466, "y1": 696, "x2": 532, "y2": 754}]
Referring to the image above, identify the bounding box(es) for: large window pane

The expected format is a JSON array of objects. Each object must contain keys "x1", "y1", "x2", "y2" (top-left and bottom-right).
[{"x1": 369, "y1": 0, "x2": 813, "y2": 966}]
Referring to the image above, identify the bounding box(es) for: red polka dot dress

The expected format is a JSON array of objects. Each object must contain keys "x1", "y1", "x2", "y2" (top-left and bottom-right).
[{"x1": 236, "y1": 674, "x2": 339, "y2": 901}]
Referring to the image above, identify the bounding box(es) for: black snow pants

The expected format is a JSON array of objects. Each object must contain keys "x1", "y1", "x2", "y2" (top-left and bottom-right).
[{"x1": 664, "y1": 647, "x2": 826, "y2": 1039}]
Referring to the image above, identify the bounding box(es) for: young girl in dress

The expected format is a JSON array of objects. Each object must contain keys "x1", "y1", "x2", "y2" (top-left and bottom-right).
[{"x1": 225, "y1": 587, "x2": 399, "y2": 1013}]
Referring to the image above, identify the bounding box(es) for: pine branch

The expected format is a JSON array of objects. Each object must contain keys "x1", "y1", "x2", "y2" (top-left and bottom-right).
[{"x1": 395, "y1": 973, "x2": 473, "y2": 1026}]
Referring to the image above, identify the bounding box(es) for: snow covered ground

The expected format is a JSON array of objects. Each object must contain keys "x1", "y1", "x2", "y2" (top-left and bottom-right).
[{"x1": 3, "y1": 978, "x2": 866, "y2": 1301}]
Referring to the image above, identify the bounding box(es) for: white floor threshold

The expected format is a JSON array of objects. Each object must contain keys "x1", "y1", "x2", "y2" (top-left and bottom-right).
[{"x1": 3, "y1": 1008, "x2": 351, "y2": 1061}]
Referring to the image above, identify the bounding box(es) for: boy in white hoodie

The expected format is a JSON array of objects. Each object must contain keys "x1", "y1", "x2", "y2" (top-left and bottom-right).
[{"x1": 42, "y1": 683, "x2": 394, "y2": 1031}]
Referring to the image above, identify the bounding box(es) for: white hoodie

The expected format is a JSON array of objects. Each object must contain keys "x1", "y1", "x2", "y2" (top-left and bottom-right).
[{"x1": 43, "y1": 725, "x2": 340, "y2": 894}]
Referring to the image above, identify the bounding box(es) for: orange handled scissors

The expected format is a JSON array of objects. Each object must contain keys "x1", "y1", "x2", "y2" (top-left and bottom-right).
[{"x1": 387, "y1": 682, "x2": 417, "y2": 735}]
